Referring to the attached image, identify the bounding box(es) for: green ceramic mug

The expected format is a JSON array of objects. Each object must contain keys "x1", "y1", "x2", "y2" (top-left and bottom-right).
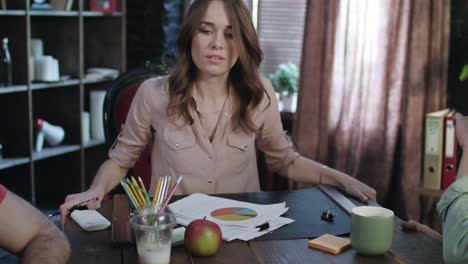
[{"x1": 350, "y1": 206, "x2": 394, "y2": 255}]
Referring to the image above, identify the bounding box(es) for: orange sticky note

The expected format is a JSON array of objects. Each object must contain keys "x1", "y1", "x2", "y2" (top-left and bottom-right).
[{"x1": 308, "y1": 234, "x2": 351, "y2": 255}]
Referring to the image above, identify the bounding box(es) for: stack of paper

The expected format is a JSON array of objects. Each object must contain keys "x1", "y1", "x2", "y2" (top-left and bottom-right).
[
  {"x1": 168, "y1": 193, "x2": 294, "y2": 241},
  {"x1": 84, "y1": 67, "x2": 119, "y2": 82}
]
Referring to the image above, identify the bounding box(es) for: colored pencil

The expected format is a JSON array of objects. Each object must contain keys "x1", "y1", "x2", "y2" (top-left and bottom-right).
[
  {"x1": 131, "y1": 177, "x2": 147, "y2": 207},
  {"x1": 151, "y1": 177, "x2": 163, "y2": 210},
  {"x1": 137, "y1": 176, "x2": 147, "y2": 192},
  {"x1": 124, "y1": 178, "x2": 143, "y2": 208},
  {"x1": 137, "y1": 176, "x2": 151, "y2": 207},
  {"x1": 157, "y1": 176, "x2": 168, "y2": 209},
  {"x1": 159, "y1": 176, "x2": 183, "y2": 212},
  {"x1": 120, "y1": 181, "x2": 138, "y2": 210}
]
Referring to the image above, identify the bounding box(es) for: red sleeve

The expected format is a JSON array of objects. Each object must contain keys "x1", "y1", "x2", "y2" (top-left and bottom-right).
[{"x1": 0, "y1": 184, "x2": 7, "y2": 205}]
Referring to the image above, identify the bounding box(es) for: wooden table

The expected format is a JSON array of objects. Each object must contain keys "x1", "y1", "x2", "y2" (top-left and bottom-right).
[{"x1": 66, "y1": 189, "x2": 444, "y2": 264}]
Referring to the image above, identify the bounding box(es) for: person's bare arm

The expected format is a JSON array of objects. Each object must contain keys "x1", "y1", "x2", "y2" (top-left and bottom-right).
[
  {"x1": 258, "y1": 77, "x2": 376, "y2": 202},
  {"x1": 59, "y1": 159, "x2": 128, "y2": 222},
  {"x1": 0, "y1": 190, "x2": 70, "y2": 263},
  {"x1": 89, "y1": 159, "x2": 129, "y2": 198},
  {"x1": 278, "y1": 157, "x2": 376, "y2": 202},
  {"x1": 400, "y1": 220, "x2": 442, "y2": 241}
]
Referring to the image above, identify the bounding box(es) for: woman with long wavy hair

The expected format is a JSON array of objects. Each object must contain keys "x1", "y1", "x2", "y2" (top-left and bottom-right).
[{"x1": 60, "y1": 0, "x2": 375, "y2": 217}]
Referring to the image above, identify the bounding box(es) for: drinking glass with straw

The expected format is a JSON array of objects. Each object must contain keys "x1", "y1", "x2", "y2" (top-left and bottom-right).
[
  {"x1": 125, "y1": 175, "x2": 182, "y2": 264},
  {"x1": 130, "y1": 204, "x2": 176, "y2": 264}
]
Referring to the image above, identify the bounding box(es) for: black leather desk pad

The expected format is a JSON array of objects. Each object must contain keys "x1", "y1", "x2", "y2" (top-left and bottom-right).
[
  {"x1": 112, "y1": 188, "x2": 351, "y2": 243},
  {"x1": 210, "y1": 188, "x2": 351, "y2": 241}
]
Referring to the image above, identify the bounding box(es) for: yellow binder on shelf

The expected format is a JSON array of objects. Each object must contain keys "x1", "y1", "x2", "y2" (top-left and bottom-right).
[{"x1": 423, "y1": 108, "x2": 450, "y2": 190}]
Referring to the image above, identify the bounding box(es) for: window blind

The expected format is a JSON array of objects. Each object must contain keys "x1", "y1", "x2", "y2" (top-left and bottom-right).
[{"x1": 257, "y1": 0, "x2": 307, "y2": 75}]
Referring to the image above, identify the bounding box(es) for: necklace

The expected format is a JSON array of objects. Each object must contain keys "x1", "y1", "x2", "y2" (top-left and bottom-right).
[
  {"x1": 197, "y1": 93, "x2": 229, "y2": 143},
  {"x1": 193, "y1": 82, "x2": 230, "y2": 142}
]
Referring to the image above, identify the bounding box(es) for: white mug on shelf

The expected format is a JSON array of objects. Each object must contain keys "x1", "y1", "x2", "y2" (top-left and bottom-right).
[{"x1": 34, "y1": 55, "x2": 60, "y2": 82}]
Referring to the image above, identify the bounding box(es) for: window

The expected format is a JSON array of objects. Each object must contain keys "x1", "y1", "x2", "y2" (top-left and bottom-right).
[{"x1": 256, "y1": 0, "x2": 307, "y2": 75}]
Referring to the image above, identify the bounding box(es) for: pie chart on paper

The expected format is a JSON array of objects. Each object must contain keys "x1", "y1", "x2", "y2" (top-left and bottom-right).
[{"x1": 210, "y1": 207, "x2": 258, "y2": 221}]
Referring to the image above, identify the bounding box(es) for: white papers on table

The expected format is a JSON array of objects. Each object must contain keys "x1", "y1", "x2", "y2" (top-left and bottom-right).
[
  {"x1": 168, "y1": 193, "x2": 294, "y2": 241},
  {"x1": 237, "y1": 216, "x2": 294, "y2": 241}
]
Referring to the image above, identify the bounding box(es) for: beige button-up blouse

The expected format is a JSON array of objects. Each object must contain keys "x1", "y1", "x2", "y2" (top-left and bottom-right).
[{"x1": 109, "y1": 76, "x2": 299, "y2": 195}]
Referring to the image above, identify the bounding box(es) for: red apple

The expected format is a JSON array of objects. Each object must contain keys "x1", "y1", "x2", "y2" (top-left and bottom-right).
[{"x1": 184, "y1": 217, "x2": 222, "y2": 256}]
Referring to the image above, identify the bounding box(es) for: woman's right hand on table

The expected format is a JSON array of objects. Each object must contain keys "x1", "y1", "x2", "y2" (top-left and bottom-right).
[{"x1": 59, "y1": 188, "x2": 104, "y2": 228}]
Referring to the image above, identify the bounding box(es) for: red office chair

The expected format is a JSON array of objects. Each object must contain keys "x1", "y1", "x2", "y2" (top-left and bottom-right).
[{"x1": 103, "y1": 62, "x2": 163, "y2": 188}]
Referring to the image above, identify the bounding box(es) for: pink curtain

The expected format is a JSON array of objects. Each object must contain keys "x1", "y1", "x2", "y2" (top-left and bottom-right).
[{"x1": 295, "y1": 0, "x2": 450, "y2": 224}]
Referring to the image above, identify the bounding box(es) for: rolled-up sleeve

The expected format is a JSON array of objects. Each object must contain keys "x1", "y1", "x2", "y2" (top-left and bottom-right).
[
  {"x1": 437, "y1": 176, "x2": 468, "y2": 263},
  {"x1": 108, "y1": 79, "x2": 154, "y2": 168},
  {"x1": 256, "y1": 78, "x2": 300, "y2": 173}
]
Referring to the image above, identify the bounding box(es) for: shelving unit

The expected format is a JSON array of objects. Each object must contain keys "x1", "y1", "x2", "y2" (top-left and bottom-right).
[{"x1": 0, "y1": 0, "x2": 126, "y2": 207}]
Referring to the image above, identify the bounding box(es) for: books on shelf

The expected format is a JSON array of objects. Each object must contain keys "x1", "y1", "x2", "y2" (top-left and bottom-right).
[
  {"x1": 50, "y1": 0, "x2": 66, "y2": 11},
  {"x1": 422, "y1": 108, "x2": 458, "y2": 190},
  {"x1": 442, "y1": 109, "x2": 458, "y2": 189},
  {"x1": 65, "y1": 0, "x2": 74, "y2": 11},
  {"x1": 50, "y1": 0, "x2": 74, "y2": 11}
]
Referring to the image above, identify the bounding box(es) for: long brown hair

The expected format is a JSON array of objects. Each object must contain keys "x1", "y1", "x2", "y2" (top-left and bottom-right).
[{"x1": 167, "y1": 0, "x2": 265, "y2": 132}]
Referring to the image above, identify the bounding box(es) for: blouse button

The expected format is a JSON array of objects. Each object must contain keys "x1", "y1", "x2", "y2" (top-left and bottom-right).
[
  {"x1": 208, "y1": 179, "x2": 213, "y2": 183},
  {"x1": 244, "y1": 145, "x2": 248, "y2": 149},
  {"x1": 175, "y1": 143, "x2": 179, "y2": 148}
]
